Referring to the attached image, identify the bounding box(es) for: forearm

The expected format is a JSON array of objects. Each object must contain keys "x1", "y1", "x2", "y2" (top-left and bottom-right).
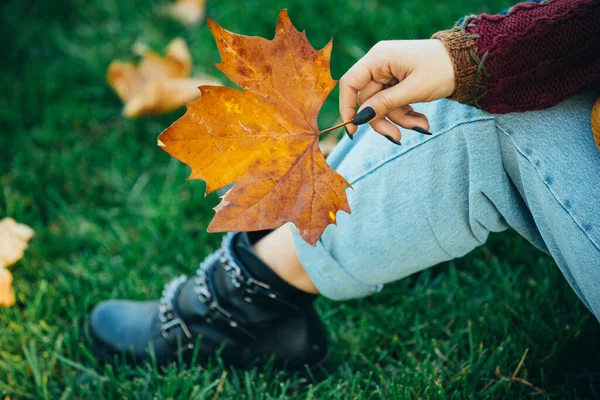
[{"x1": 434, "y1": 0, "x2": 600, "y2": 114}]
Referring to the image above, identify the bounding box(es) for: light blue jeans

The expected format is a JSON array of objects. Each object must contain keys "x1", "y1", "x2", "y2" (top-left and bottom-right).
[{"x1": 292, "y1": 90, "x2": 600, "y2": 321}]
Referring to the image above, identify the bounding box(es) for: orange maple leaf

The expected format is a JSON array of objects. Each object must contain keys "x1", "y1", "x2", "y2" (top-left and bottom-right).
[{"x1": 158, "y1": 10, "x2": 351, "y2": 245}]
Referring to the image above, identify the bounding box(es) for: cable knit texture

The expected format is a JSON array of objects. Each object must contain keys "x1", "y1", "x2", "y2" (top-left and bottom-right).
[
  {"x1": 467, "y1": 0, "x2": 600, "y2": 113},
  {"x1": 437, "y1": 0, "x2": 600, "y2": 113},
  {"x1": 434, "y1": 0, "x2": 600, "y2": 149}
]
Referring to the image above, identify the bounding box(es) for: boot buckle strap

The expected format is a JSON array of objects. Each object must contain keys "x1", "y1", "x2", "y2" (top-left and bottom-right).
[
  {"x1": 159, "y1": 275, "x2": 195, "y2": 342},
  {"x1": 195, "y1": 259, "x2": 257, "y2": 344},
  {"x1": 218, "y1": 248, "x2": 300, "y2": 314},
  {"x1": 161, "y1": 317, "x2": 193, "y2": 340},
  {"x1": 240, "y1": 278, "x2": 300, "y2": 314},
  {"x1": 204, "y1": 300, "x2": 256, "y2": 344}
]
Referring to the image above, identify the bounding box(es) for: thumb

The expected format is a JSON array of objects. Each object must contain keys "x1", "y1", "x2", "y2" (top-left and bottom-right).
[{"x1": 352, "y1": 74, "x2": 421, "y2": 125}]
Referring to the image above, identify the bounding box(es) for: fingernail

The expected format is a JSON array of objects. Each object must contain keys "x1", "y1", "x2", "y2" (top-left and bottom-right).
[
  {"x1": 412, "y1": 126, "x2": 433, "y2": 135},
  {"x1": 352, "y1": 107, "x2": 376, "y2": 125},
  {"x1": 384, "y1": 135, "x2": 401, "y2": 145},
  {"x1": 344, "y1": 126, "x2": 353, "y2": 140}
]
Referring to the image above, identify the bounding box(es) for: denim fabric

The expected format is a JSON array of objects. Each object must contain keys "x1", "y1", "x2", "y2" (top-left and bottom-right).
[{"x1": 291, "y1": 90, "x2": 600, "y2": 321}]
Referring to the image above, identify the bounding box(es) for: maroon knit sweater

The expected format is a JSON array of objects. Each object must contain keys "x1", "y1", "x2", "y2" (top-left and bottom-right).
[{"x1": 433, "y1": 0, "x2": 600, "y2": 114}]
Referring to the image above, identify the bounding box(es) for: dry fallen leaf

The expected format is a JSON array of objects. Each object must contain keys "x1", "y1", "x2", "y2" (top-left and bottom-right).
[
  {"x1": 167, "y1": 0, "x2": 207, "y2": 27},
  {"x1": 107, "y1": 38, "x2": 221, "y2": 117},
  {"x1": 0, "y1": 218, "x2": 35, "y2": 269},
  {"x1": 0, "y1": 268, "x2": 15, "y2": 307},
  {"x1": 158, "y1": 10, "x2": 350, "y2": 245},
  {"x1": 0, "y1": 218, "x2": 35, "y2": 307}
]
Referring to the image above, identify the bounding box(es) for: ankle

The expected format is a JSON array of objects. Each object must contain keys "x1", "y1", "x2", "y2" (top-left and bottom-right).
[{"x1": 252, "y1": 226, "x2": 320, "y2": 295}]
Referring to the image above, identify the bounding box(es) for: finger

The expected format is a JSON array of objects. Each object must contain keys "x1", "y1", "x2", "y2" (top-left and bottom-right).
[
  {"x1": 387, "y1": 106, "x2": 431, "y2": 131},
  {"x1": 369, "y1": 117, "x2": 402, "y2": 145},
  {"x1": 339, "y1": 60, "x2": 373, "y2": 134},
  {"x1": 353, "y1": 73, "x2": 421, "y2": 126},
  {"x1": 358, "y1": 81, "x2": 384, "y2": 106},
  {"x1": 404, "y1": 105, "x2": 432, "y2": 133},
  {"x1": 358, "y1": 78, "x2": 399, "y2": 106}
]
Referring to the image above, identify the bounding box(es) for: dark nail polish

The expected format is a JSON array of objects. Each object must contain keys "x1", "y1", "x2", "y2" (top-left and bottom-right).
[
  {"x1": 352, "y1": 107, "x2": 376, "y2": 125},
  {"x1": 344, "y1": 126, "x2": 353, "y2": 140},
  {"x1": 384, "y1": 135, "x2": 401, "y2": 145},
  {"x1": 412, "y1": 126, "x2": 433, "y2": 135}
]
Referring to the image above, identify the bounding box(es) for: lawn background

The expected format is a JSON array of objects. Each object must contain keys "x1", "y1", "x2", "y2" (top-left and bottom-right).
[{"x1": 1, "y1": 0, "x2": 599, "y2": 398}]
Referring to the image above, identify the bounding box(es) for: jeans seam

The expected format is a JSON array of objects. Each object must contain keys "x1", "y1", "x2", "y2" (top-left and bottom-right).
[
  {"x1": 349, "y1": 116, "x2": 496, "y2": 186},
  {"x1": 496, "y1": 124, "x2": 600, "y2": 253}
]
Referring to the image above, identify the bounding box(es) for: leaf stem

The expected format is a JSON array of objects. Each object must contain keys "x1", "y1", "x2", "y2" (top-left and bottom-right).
[{"x1": 318, "y1": 119, "x2": 354, "y2": 135}]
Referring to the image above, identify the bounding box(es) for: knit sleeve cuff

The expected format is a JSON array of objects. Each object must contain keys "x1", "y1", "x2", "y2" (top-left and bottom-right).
[{"x1": 432, "y1": 29, "x2": 483, "y2": 106}]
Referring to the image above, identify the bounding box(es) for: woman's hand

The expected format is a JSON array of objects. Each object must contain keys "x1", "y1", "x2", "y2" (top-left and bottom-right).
[{"x1": 340, "y1": 39, "x2": 455, "y2": 142}]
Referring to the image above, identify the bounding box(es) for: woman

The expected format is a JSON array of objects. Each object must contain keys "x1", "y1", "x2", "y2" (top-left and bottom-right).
[{"x1": 88, "y1": 0, "x2": 600, "y2": 368}]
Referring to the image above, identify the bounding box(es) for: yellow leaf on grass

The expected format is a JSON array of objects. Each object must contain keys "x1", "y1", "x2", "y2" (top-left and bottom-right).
[
  {"x1": 107, "y1": 38, "x2": 221, "y2": 117},
  {"x1": 168, "y1": 0, "x2": 207, "y2": 27},
  {"x1": 0, "y1": 268, "x2": 15, "y2": 307},
  {"x1": 0, "y1": 218, "x2": 35, "y2": 307}
]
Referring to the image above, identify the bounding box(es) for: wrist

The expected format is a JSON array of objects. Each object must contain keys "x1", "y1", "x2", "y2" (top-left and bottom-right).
[
  {"x1": 431, "y1": 30, "x2": 481, "y2": 105},
  {"x1": 429, "y1": 38, "x2": 457, "y2": 99}
]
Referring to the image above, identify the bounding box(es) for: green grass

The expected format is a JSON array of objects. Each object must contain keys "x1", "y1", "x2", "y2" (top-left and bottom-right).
[{"x1": 1, "y1": 0, "x2": 599, "y2": 398}]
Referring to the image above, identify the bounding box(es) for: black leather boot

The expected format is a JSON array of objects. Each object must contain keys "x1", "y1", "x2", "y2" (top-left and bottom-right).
[{"x1": 87, "y1": 232, "x2": 328, "y2": 369}]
